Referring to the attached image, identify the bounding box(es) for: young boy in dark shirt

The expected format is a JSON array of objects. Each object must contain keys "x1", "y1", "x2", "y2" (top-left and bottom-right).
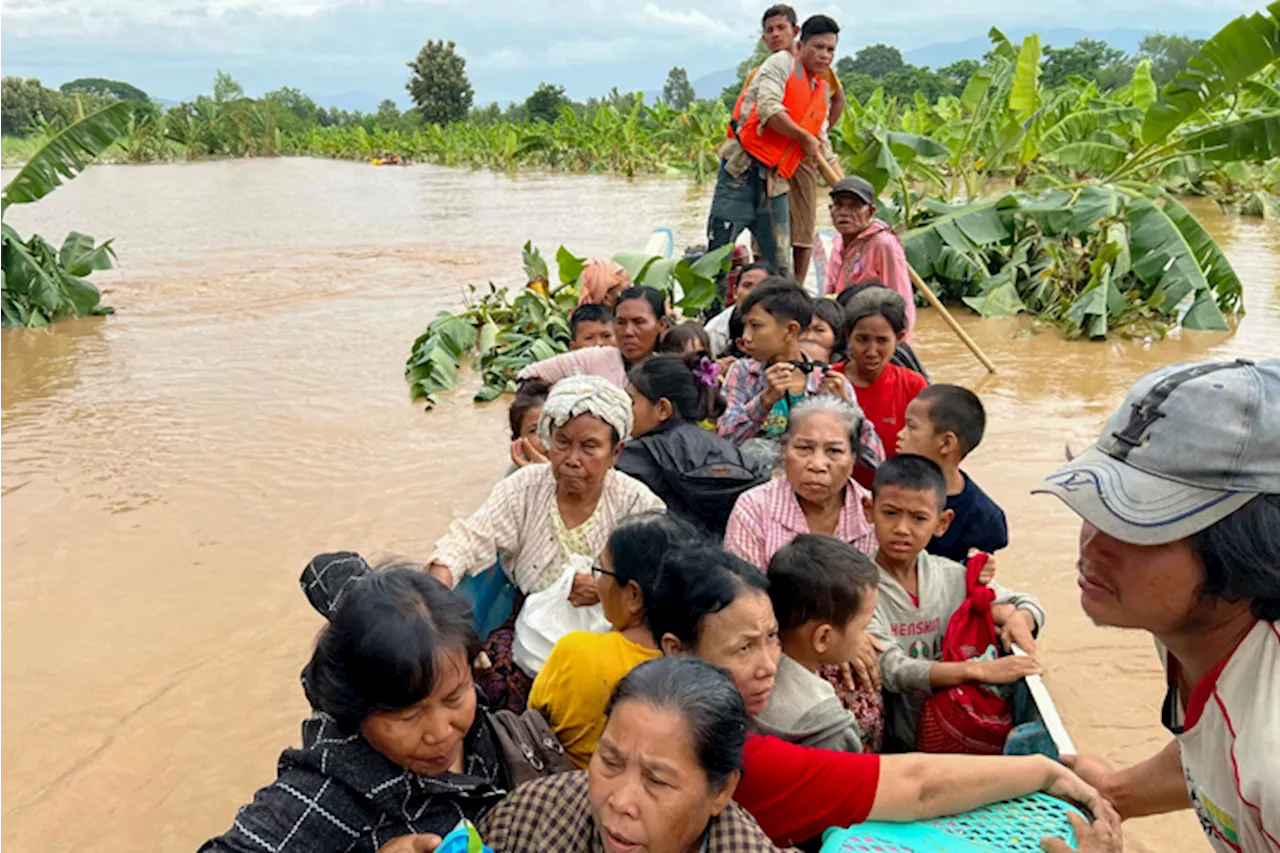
[{"x1": 895, "y1": 384, "x2": 1008, "y2": 561}]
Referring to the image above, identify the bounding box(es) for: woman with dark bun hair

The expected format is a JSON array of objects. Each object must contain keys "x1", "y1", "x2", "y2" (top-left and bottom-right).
[
  {"x1": 483, "y1": 657, "x2": 788, "y2": 853},
  {"x1": 528, "y1": 511, "x2": 693, "y2": 769},
  {"x1": 619, "y1": 354, "x2": 768, "y2": 536},
  {"x1": 646, "y1": 545, "x2": 1119, "y2": 851}
]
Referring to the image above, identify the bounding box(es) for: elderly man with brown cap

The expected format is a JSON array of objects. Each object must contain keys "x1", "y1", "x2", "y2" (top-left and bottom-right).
[
  {"x1": 1035, "y1": 358, "x2": 1280, "y2": 853},
  {"x1": 822, "y1": 176, "x2": 915, "y2": 341}
]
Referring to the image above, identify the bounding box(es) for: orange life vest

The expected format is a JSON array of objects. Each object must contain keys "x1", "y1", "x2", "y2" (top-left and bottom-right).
[
  {"x1": 727, "y1": 69, "x2": 757, "y2": 140},
  {"x1": 730, "y1": 57, "x2": 829, "y2": 180}
]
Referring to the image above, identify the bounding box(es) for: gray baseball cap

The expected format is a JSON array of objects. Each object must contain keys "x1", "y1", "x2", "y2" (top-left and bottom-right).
[
  {"x1": 830, "y1": 175, "x2": 876, "y2": 205},
  {"x1": 1033, "y1": 358, "x2": 1280, "y2": 545}
]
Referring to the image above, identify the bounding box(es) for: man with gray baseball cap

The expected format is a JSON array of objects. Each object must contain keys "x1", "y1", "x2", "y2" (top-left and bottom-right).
[
  {"x1": 823, "y1": 176, "x2": 916, "y2": 340},
  {"x1": 1034, "y1": 358, "x2": 1280, "y2": 853}
]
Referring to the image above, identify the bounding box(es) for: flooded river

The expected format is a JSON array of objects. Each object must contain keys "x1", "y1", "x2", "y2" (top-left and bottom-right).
[{"x1": 3, "y1": 158, "x2": 1278, "y2": 853}]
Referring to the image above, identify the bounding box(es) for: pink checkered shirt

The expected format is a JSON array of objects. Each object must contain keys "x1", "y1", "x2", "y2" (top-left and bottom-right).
[{"x1": 724, "y1": 475, "x2": 877, "y2": 570}]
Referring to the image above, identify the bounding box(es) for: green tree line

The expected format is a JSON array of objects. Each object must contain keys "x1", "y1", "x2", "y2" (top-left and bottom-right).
[{"x1": 4, "y1": 31, "x2": 1205, "y2": 144}]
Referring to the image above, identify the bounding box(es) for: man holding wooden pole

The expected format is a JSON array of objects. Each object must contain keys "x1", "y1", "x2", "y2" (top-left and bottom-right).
[{"x1": 809, "y1": 155, "x2": 998, "y2": 373}]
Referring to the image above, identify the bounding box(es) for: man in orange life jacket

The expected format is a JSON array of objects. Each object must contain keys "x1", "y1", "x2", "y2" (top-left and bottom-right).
[
  {"x1": 706, "y1": 14, "x2": 840, "y2": 278},
  {"x1": 748, "y1": 4, "x2": 846, "y2": 285}
]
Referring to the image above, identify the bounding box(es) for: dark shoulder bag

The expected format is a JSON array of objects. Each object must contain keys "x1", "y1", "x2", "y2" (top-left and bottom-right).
[{"x1": 487, "y1": 708, "x2": 575, "y2": 787}]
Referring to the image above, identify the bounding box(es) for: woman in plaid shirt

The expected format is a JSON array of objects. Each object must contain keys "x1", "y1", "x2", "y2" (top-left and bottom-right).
[
  {"x1": 482, "y1": 657, "x2": 788, "y2": 853},
  {"x1": 201, "y1": 556, "x2": 520, "y2": 853}
]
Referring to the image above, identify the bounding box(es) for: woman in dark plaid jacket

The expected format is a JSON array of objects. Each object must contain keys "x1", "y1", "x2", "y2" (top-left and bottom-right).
[
  {"x1": 481, "y1": 656, "x2": 791, "y2": 853},
  {"x1": 199, "y1": 554, "x2": 526, "y2": 853}
]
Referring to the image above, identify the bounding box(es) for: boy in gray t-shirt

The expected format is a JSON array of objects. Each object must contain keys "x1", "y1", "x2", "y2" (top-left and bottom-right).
[{"x1": 864, "y1": 455, "x2": 1045, "y2": 751}]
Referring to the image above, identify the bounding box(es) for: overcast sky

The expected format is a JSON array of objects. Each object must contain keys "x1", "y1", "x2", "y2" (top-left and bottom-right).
[{"x1": 0, "y1": 0, "x2": 1263, "y2": 106}]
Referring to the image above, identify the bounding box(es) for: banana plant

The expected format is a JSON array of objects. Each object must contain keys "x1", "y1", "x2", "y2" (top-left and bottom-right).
[{"x1": 2, "y1": 101, "x2": 133, "y2": 327}]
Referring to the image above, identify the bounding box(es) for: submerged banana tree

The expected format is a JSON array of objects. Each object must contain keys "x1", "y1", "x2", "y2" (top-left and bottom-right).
[
  {"x1": 405, "y1": 241, "x2": 733, "y2": 408},
  {"x1": 1, "y1": 101, "x2": 133, "y2": 327},
  {"x1": 834, "y1": 6, "x2": 1280, "y2": 338}
]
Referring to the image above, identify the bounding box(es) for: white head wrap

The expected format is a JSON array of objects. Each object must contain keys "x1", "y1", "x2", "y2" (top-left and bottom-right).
[{"x1": 538, "y1": 374, "x2": 633, "y2": 445}]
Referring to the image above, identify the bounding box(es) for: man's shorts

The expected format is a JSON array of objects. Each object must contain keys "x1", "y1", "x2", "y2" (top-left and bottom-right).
[{"x1": 788, "y1": 159, "x2": 818, "y2": 249}]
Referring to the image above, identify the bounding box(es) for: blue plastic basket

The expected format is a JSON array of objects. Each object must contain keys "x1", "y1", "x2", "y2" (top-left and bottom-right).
[{"x1": 821, "y1": 793, "x2": 1082, "y2": 853}]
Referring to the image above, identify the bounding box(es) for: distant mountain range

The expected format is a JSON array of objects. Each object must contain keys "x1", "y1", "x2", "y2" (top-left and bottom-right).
[
  {"x1": 900, "y1": 26, "x2": 1207, "y2": 68},
  {"x1": 689, "y1": 26, "x2": 1210, "y2": 99}
]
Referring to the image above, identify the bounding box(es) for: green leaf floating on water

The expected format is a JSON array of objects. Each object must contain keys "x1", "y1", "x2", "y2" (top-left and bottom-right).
[
  {"x1": 1182, "y1": 289, "x2": 1232, "y2": 331},
  {"x1": 1127, "y1": 196, "x2": 1207, "y2": 315},
  {"x1": 1161, "y1": 197, "x2": 1243, "y2": 316},
  {"x1": 58, "y1": 232, "x2": 116, "y2": 278}
]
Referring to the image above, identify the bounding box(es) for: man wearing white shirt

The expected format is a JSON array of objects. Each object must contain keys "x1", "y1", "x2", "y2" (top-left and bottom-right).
[{"x1": 1036, "y1": 358, "x2": 1280, "y2": 853}]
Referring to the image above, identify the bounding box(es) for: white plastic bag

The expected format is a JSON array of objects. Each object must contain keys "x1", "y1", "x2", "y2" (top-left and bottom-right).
[{"x1": 513, "y1": 554, "x2": 609, "y2": 678}]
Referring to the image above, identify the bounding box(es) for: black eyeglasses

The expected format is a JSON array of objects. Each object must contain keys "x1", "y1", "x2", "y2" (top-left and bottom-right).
[{"x1": 590, "y1": 562, "x2": 619, "y2": 580}]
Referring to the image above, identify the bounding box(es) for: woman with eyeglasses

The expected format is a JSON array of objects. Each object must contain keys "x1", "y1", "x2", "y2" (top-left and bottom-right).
[{"x1": 527, "y1": 511, "x2": 698, "y2": 768}]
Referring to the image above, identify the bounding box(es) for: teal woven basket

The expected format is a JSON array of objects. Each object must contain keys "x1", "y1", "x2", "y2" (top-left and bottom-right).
[{"x1": 821, "y1": 793, "x2": 1082, "y2": 853}]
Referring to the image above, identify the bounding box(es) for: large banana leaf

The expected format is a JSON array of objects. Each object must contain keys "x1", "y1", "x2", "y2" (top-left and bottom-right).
[
  {"x1": 1162, "y1": 197, "x2": 1244, "y2": 315},
  {"x1": 2, "y1": 101, "x2": 135, "y2": 214},
  {"x1": 960, "y1": 68, "x2": 994, "y2": 112},
  {"x1": 1041, "y1": 106, "x2": 1144, "y2": 150},
  {"x1": 1242, "y1": 79, "x2": 1280, "y2": 109},
  {"x1": 902, "y1": 197, "x2": 1014, "y2": 277},
  {"x1": 988, "y1": 27, "x2": 1018, "y2": 61},
  {"x1": 1130, "y1": 59, "x2": 1158, "y2": 111},
  {"x1": 1045, "y1": 140, "x2": 1130, "y2": 174},
  {"x1": 1178, "y1": 113, "x2": 1280, "y2": 162},
  {"x1": 1126, "y1": 196, "x2": 1228, "y2": 329},
  {"x1": 1065, "y1": 278, "x2": 1111, "y2": 338},
  {"x1": 59, "y1": 231, "x2": 115, "y2": 277},
  {"x1": 555, "y1": 246, "x2": 586, "y2": 285},
  {"x1": 2, "y1": 231, "x2": 62, "y2": 321},
  {"x1": 844, "y1": 130, "x2": 950, "y2": 195},
  {"x1": 962, "y1": 266, "x2": 1025, "y2": 317},
  {"x1": 688, "y1": 242, "x2": 735, "y2": 280},
  {"x1": 1014, "y1": 188, "x2": 1075, "y2": 234},
  {"x1": 612, "y1": 252, "x2": 662, "y2": 284},
  {"x1": 1009, "y1": 35, "x2": 1042, "y2": 115},
  {"x1": 1141, "y1": 4, "x2": 1280, "y2": 145}
]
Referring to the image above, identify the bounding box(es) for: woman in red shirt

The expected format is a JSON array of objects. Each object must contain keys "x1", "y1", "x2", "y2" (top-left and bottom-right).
[
  {"x1": 648, "y1": 545, "x2": 1118, "y2": 849},
  {"x1": 836, "y1": 294, "x2": 927, "y2": 458}
]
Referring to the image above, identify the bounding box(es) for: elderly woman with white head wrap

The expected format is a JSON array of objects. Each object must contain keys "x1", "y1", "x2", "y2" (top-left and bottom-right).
[{"x1": 428, "y1": 375, "x2": 665, "y2": 709}]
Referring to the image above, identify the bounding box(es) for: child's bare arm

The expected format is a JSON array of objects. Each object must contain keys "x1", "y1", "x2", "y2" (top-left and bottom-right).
[{"x1": 929, "y1": 656, "x2": 1041, "y2": 688}]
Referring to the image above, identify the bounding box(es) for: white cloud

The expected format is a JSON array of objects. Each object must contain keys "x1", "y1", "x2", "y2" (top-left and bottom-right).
[
  {"x1": 0, "y1": 0, "x2": 1268, "y2": 105},
  {"x1": 470, "y1": 47, "x2": 530, "y2": 69},
  {"x1": 542, "y1": 36, "x2": 644, "y2": 67},
  {"x1": 627, "y1": 4, "x2": 741, "y2": 41}
]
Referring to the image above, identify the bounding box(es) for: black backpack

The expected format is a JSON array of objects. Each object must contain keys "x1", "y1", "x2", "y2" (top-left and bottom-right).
[{"x1": 636, "y1": 427, "x2": 769, "y2": 536}]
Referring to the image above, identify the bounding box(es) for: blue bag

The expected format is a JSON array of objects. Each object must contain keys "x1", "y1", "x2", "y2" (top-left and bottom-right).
[
  {"x1": 435, "y1": 819, "x2": 493, "y2": 853},
  {"x1": 453, "y1": 560, "x2": 516, "y2": 641}
]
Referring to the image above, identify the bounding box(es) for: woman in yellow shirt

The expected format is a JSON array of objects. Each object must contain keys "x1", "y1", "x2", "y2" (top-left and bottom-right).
[{"x1": 528, "y1": 511, "x2": 694, "y2": 768}]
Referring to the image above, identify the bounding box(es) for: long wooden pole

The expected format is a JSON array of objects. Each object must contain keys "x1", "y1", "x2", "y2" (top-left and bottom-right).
[
  {"x1": 813, "y1": 157, "x2": 997, "y2": 374},
  {"x1": 908, "y1": 265, "x2": 998, "y2": 374}
]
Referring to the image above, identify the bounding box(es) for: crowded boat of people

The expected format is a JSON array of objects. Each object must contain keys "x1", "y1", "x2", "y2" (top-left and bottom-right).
[{"x1": 196, "y1": 6, "x2": 1280, "y2": 853}]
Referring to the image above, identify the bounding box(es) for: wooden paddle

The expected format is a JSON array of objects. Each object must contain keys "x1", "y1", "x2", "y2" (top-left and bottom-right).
[{"x1": 813, "y1": 156, "x2": 997, "y2": 374}]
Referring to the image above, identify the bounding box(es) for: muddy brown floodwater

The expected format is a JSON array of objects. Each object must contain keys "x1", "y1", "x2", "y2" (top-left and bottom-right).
[{"x1": 2, "y1": 158, "x2": 1278, "y2": 853}]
